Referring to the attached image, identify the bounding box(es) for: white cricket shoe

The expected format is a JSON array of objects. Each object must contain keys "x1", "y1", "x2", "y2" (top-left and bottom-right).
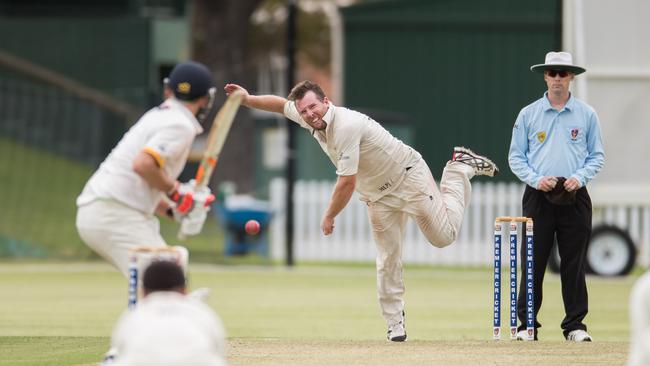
[
  {"x1": 515, "y1": 329, "x2": 537, "y2": 341},
  {"x1": 387, "y1": 311, "x2": 407, "y2": 342},
  {"x1": 566, "y1": 329, "x2": 592, "y2": 342},
  {"x1": 451, "y1": 147, "x2": 499, "y2": 177}
]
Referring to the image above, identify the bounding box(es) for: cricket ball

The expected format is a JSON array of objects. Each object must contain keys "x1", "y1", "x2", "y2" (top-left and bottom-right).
[{"x1": 245, "y1": 219, "x2": 261, "y2": 235}]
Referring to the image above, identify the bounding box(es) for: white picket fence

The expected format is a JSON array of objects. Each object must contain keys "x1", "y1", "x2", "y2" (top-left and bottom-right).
[{"x1": 268, "y1": 179, "x2": 650, "y2": 267}]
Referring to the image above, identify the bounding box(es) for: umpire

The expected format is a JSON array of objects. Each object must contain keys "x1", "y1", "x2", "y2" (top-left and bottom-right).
[{"x1": 508, "y1": 51, "x2": 605, "y2": 341}]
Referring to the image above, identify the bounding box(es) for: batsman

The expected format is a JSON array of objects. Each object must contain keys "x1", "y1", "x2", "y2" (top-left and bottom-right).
[{"x1": 76, "y1": 61, "x2": 220, "y2": 277}]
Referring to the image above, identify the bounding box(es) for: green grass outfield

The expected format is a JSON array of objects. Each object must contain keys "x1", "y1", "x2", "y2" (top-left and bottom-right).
[{"x1": 0, "y1": 262, "x2": 636, "y2": 365}]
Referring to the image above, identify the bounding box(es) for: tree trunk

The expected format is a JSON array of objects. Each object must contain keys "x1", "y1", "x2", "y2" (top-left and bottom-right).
[{"x1": 191, "y1": 0, "x2": 263, "y2": 194}]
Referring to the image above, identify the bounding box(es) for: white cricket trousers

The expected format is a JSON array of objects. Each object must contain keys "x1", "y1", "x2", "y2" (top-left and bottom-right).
[
  {"x1": 76, "y1": 199, "x2": 167, "y2": 277},
  {"x1": 366, "y1": 159, "x2": 474, "y2": 325}
]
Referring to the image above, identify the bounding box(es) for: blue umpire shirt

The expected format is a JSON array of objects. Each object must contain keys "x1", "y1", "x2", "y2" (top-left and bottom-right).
[{"x1": 508, "y1": 92, "x2": 605, "y2": 189}]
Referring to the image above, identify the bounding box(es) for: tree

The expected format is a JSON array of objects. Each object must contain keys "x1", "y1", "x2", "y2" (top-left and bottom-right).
[
  {"x1": 191, "y1": 0, "x2": 264, "y2": 194},
  {"x1": 190, "y1": 0, "x2": 351, "y2": 193}
]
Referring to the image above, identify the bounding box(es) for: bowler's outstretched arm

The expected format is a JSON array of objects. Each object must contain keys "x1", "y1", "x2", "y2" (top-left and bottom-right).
[{"x1": 224, "y1": 83, "x2": 285, "y2": 114}]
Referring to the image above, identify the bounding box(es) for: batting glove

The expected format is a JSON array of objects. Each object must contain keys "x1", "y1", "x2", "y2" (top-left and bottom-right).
[
  {"x1": 168, "y1": 180, "x2": 215, "y2": 215},
  {"x1": 167, "y1": 180, "x2": 196, "y2": 216},
  {"x1": 178, "y1": 184, "x2": 216, "y2": 237}
]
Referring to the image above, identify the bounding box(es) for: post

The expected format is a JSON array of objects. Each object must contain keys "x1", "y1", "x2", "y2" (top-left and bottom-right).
[
  {"x1": 493, "y1": 216, "x2": 535, "y2": 341},
  {"x1": 509, "y1": 221, "x2": 518, "y2": 339},
  {"x1": 128, "y1": 254, "x2": 138, "y2": 310},
  {"x1": 525, "y1": 219, "x2": 535, "y2": 340},
  {"x1": 493, "y1": 219, "x2": 502, "y2": 340},
  {"x1": 285, "y1": 0, "x2": 297, "y2": 266}
]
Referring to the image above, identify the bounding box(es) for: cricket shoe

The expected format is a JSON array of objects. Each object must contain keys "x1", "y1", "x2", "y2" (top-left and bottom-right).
[
  {"x1": 515, "y1": 329, "x2": 538, "y2": 341},
  {"x1": 566, "y1": 329, "x2": 592, "y2": 342},
  {"x1": 99, "y1": 347, "x2": 118, "y2": 365},
  {"x1": 387, "y1": 311, "x2": 407, "y2": 342},
  {"x1": 451, "y1": 147, "x2": 499, "y2": 177}
]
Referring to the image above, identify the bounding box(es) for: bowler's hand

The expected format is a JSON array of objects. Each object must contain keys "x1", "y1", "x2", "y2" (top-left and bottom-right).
[
  {"x1": 321, "y1": 216, "x2": 335, "y2": 236},
  {"x1": 563, "y1": 177, "x2": 582, "y2": 192},
  {"x1": 224, "y1": 84, "x2": 249, "y2": 99},
  {"x1": 537, "y1": 176, "x2": 558, "y2": 192}
]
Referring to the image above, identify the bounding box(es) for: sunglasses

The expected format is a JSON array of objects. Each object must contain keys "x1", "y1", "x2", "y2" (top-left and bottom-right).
[{"x1": 546, "y1": 70, "x2": 570, "y2": 78}]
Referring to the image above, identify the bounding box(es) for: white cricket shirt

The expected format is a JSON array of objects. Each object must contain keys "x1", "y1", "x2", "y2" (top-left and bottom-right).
[
  {"x1": 110, "y1": 292, "x2": 227, "y2": 366},
  {"x1": 77, "y1": 99, "x2": 202, "y2": 214},
  {"x1": 284, "y1": 101, "x2": 421, "y2": 202}
]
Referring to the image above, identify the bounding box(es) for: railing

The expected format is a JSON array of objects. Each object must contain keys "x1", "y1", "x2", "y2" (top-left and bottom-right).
[
  {"x1": 0, "y1": 72, "x2": 135, "y2": 258},
  {"x1": 269, "y1": 179, "x2": 650, "y2": 267}
]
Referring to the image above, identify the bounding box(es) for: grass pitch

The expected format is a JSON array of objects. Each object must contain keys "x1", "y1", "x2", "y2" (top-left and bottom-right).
[{"x1": 0, "y1": 262, "x2": 634, "y2": 365}]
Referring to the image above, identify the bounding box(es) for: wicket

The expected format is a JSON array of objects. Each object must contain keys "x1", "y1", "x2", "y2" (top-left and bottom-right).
[
  {"x1": 493, "y1": 216, "x2": 535, "y2": 341},
  {"x1": 128, "y1": 246, "x2": 188, "y2": 309}
]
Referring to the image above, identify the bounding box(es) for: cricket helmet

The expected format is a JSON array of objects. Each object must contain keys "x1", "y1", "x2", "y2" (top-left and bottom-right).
[{"x1": 168, "y1": 61, "x2": 215, "y2": 101}]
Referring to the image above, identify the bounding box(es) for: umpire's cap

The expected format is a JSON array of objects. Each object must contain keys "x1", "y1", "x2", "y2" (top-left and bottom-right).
[{"x1": 168, "y1": 61, "x2": 215, "y2": 101}]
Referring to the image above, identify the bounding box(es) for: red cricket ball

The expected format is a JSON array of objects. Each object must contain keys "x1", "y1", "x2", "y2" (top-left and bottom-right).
[{"x1": 245, "y1": 219, "x2": 261, "y2": 235}]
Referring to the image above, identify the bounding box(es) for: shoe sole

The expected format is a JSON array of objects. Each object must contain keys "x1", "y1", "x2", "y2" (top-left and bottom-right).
[
  {"x1": 453, "y1": 147, "x2": 499, "y2": 177},
  {"x1": 567, "y1": 337, "x2": 592, "y2": 342},
  {"x1": 388, "y1": 335, "x2": 407, "y2": 342}
]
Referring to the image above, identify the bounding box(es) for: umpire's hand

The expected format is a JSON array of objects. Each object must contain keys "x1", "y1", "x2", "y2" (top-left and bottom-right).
[{"x1": 537, "y1": 176, "x2": 558, "y2": 192}]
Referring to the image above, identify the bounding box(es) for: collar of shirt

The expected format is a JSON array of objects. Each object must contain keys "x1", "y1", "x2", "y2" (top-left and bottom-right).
[
  {"x1": 312, "y1": 103, "x2": 336, "y2": 143},
  {"x1": 322, "y1": 103, "x2": 335, "y2": 125},
  {"x1": 164, "y1": 98, "x2": 204, "y2": 135},
  {"x1": 542, "y1": 91, "x2": 575, "y2": 112},
  {"x1": 323, "y1": 103, "x2": 336, "y2": 140}
]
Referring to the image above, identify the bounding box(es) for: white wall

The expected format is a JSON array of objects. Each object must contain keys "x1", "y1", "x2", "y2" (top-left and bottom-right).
[{"x1": 564, "y1": 0, "x2": 650, "y2": 185}]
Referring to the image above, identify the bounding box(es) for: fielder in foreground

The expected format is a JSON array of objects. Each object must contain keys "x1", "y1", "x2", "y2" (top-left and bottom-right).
[
  {"x1": 508, "y1": 51, "x2": 605, "y2": 341},
  {"x1": 225, "y1": 81, "x2": 499, "y2": 341},
  {"x1": 628, "y1": 271, "x2": 650, "y2": 366},
  {"x1": 76, "y1": 61, "x2": 216, "y2": 276},
  {"x1": 105, "y1": 260, "x2": 227, "y2": 366}
]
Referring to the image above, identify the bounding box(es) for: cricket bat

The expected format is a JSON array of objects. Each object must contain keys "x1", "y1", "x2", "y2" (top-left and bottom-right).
[
  {"x1": 177, "y1": 90, "x2": 244, "y2": 239},
  {"x1": 194, "y1": 90, "x2": 245, "y2": 189}
]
